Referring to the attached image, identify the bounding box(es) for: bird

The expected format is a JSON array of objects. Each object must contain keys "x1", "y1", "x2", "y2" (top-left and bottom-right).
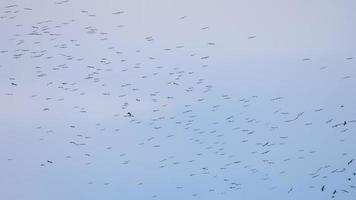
[
  {"x1": 288, "y1": 187, "x2": 293, "y2": 193},
  {"x1": 348, "y1": 159, "x2": 354, "y2": 165}
]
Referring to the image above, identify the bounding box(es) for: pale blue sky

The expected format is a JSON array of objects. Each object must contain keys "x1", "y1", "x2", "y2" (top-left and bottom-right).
[{"x1": 1, "y1": 0, "x2": 355, "y2": 199}]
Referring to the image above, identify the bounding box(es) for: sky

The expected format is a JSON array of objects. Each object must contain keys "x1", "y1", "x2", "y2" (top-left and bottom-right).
[{"x1": 0, "y1": 0, "x2": 356, "y2": 200}]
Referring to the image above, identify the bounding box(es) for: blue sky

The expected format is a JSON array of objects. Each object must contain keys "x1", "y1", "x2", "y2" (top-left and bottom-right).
[{"x1": 1, "y1": 0, "x2": 356, "y2": 199}]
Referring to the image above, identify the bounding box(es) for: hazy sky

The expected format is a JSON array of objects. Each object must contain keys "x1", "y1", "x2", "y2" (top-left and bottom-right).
[{"x1": 1, "y1": 0, "x2": 355, "y2": 200}]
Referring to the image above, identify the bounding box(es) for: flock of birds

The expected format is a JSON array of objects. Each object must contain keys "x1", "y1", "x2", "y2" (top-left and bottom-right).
[{"x1": 1, "y1": 1, "x2": 355, "y2": 200}]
